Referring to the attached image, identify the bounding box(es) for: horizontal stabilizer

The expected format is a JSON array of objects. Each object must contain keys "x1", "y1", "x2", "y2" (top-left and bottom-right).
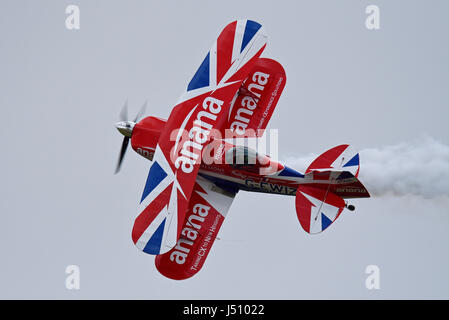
[
  {"x1": 296, "y1": 185, "x2": 345, "y2": 234},
  {"x1": 303, "y1": 170, "x2": 370, "y2": 199}
]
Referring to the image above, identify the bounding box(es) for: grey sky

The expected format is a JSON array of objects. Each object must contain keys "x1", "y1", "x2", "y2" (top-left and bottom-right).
[{"x1": 1, "y1": 0, "x2": 448, "y2": 299}]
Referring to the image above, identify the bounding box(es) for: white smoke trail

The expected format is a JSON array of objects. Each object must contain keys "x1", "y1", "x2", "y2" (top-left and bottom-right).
[{"x1": 283, "y1": 136, "x2": 449, "y2": 198}]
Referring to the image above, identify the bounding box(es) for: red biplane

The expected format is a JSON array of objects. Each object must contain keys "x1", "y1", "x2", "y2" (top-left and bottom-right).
[{"x1": 114, "y1": 20, "x2": 370, "y2": 280}]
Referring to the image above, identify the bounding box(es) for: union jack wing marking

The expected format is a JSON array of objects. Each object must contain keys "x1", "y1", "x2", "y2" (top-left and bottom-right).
[
  {"x1": 132, "y1": 146, "x2": 183, "y2": 254},
  {"x1": 179, "y1": 20, "x2": 267, "y2": 104}
]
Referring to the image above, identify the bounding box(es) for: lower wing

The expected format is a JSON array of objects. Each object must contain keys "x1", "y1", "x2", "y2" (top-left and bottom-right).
[{"x1": 155, "y1": 175, "x2": 237, "y2": 280}]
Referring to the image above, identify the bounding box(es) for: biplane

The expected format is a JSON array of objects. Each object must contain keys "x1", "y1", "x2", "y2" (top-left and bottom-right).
[{"x1": 114, "y1": 20, "x2": 370, "y2": 280}]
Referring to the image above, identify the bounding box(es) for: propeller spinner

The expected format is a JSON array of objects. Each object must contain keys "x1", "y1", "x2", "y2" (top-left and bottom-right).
[{"x1": 114, "y1": 100, "x2": 147, "y2": 174}]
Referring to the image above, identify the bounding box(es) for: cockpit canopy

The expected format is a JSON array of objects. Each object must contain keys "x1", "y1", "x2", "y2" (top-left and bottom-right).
[{"x1": 224, "y1": 146, "x2": 278, "y2": 174}]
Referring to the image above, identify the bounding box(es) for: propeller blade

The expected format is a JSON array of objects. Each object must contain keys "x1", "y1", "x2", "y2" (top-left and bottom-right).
[
  {"x1": 133, "y1": 100, "x2": 147, "y2": 122},
  {"x1": 115, "y1": 99, "x2": 147, "y2": 174},
  {"x1": 119, "y1": 99, "x2": 128, "y2": 121},
  {"x1": 115, "y1": 136, "x2": 130, "y2": 174}
]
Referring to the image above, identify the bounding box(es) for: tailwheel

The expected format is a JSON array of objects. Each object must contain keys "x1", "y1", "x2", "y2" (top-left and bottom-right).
[{"x1": 345, "y1": 203, "x2": 355, "y2": 211}]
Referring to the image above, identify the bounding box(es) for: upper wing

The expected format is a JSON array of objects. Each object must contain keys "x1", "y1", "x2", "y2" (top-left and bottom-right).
[
  {"x1": 132, "y1": 20, "x2": 267, "y2": 255},
  {"x1": 222, "y1": 58, "x2": 286, "y2": 138},
  {"x1": 155, "y1": 175, "x2": 237, "y2": 280}
]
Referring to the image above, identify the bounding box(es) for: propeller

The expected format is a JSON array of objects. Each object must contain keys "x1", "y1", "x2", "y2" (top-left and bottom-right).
[
  {"x1": 114, "y1": 100, "x2": 147, "y2": 174},
  {"x1": 134, "y1": 100, "x2": 147, "y2": 122},
  {"x1": 115, "y1": 133, "x2": 130, "y2": 174},
  {"x1": 119, "y1": 99, "x2": 128, "y2": 122}
]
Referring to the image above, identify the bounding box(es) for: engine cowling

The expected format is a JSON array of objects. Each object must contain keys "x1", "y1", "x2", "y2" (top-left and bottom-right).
[{"x1": 131, "y1": 116, "x2": 166, "y2": 161}]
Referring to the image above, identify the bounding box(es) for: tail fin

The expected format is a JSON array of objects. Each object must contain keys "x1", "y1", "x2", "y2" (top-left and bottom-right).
[
  {"x1": 306, "y1": 144, "x2": 360, "y2": 177},
  {"x1": 296, "y1": 145, "x2": 370, "y2": 234}
]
